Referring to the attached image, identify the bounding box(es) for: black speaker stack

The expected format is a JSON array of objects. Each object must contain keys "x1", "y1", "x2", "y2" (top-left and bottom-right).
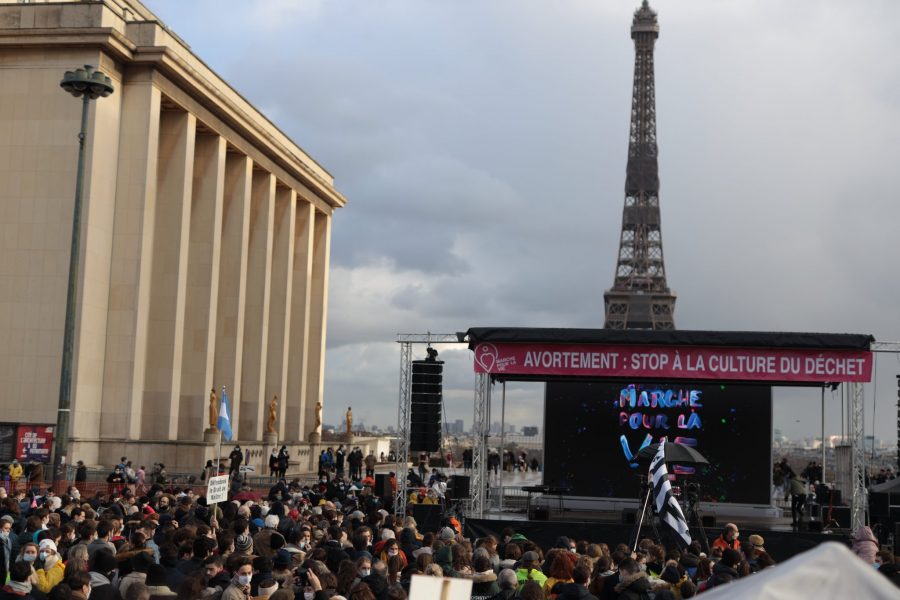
[
  {"x1": 448, "y1": 475, "x2": 470, "y2": 499},
  {"x1": 410, "y1": 359, "x2": 443, "y2": 452},
  {"x1": 374, "y1": 473, "x2": 392, "y2": 498}
]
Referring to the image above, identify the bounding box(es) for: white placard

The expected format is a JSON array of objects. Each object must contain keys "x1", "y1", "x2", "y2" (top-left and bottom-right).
[
  {"x1": 239, "y1": 465, "x2": 256, "y2": 473},
  {"x1": 206, "y1": 474, "x2": 229, "y2": 504},
  {"x1": 409, "y1": 574, "x2": 472, "y2": 600}
]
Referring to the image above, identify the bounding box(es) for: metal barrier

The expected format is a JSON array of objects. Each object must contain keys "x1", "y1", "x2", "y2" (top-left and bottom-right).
[
  {"x1": 485, "y1": 486, "x2": 530, "y2": 512},
  {"x1": 16, "y1": 470, "x2": 323, "y2": 500}
]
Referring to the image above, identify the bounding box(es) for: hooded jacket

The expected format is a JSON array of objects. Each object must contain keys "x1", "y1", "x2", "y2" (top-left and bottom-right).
[
  {"x1": 470, "y1": 570, "x2": 499, "y2": 597},
  {"x1": 88, "y1": 572, "x2": 120, "y2": 600},
  {"x1": 613, "y1": 571, "x2": 653, "y2": 600}
]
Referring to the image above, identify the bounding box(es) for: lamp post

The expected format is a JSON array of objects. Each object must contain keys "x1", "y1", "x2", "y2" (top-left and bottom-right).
[{"x1": 54, "y1": 65, "x2": 114, "y2": 486}]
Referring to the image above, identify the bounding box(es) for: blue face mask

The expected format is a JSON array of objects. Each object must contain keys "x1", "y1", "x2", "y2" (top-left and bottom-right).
[{"x1": 23, "y1": 554, "x2": 36, "y2": 563}]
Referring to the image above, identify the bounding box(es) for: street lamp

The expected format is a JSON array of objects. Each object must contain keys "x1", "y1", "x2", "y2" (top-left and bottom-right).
[{"x1": 53, "y1": 65, "x2": 114, "y2": 485}]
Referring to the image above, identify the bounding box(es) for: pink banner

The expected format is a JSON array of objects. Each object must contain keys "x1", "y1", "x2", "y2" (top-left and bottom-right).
[{"x1": 473, "y1": 342, "x2": 872, "y2": 383}]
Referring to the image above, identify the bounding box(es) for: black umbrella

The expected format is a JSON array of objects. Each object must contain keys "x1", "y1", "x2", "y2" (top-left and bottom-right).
[{"x1": 636, "y1": 442, "x2": 710, "y2": 465}]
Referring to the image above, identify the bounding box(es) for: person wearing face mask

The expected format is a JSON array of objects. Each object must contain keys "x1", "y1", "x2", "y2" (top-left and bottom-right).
[
  {"x1": 0, "y1": 561, "x2": 43, "y2": 600},
  {"x1": 221, "y1": 557, "x2": 253, "y2": 600},
  {"x1": 69, "y1": 571, "x2": 93, "y2": 600},
  {"x1": 0, "y1": 516, "x2": 14, "y2": 583},
  {"x1": 376, "y1": 539, "x2": 407, "y2": 572},
  {"x1": 33, "y1": 539, "x2": 64, "y2": 593},
  {"x1": 15, "y1": 543, "x2": 39, "y2": 569},
  {"x1": 346, "y1": 558, "x2": 373, "y2": 596}
]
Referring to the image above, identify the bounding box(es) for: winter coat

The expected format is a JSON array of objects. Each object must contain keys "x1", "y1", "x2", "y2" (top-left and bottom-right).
[
  {"x1": 34, "y1": 561, "x2": 65, "y2": 594},
  {"x1": 146, "y1": 585, "x2": 176, "y2": 600},
  {"x1": 117, "y1": 571, "x2": 147, "y2": 599},
  {"x1": 515, "y1": 567, "x2": 547, "y2": 590},
  {"x1": 852, "y1": 525, "x2": 879, "y2": 564},
  {"x1": 543, "y1": 576, "x2": 573, "y2": 597},
  {"x1": 0, "y1": 585, "x2": 45, "y2": 600},
  {"x1": 613, "y1": 571, "x2": 654, "y2": 600},
  {"x1": 790, "y1": 475, "x2": 808, "y2": 496},
  {"x1": 434, "y1": 545, "x2": 453, "y2": 574},
  {"x1": 88, "y1": 572, "x2": 121, "y2": 600},
  {"x1": 470, "y1": 570, "x2": 499, "y2": 598},
  {"x1": 220, "y1": 583, "x2": 250, "y2": 600},
  {"x1": 487, "y1": 590, "x2": 516, "y2": 600},
  {"x1": 555, "y1": 583, "x2": 600, "y2": 600}
]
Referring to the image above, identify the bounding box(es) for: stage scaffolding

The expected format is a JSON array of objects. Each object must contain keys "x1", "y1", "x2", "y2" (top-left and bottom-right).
[
  {"x1": 392, "y1": 333, "x2": 894, "y2": 531},
  {"x1": 394, "y1": 333, "x2": 462, "y2": 519}
]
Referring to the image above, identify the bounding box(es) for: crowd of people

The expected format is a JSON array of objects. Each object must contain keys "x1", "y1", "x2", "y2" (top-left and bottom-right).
[{"x1": 0, "y1": 453, "x2": 895, "y2": 600}]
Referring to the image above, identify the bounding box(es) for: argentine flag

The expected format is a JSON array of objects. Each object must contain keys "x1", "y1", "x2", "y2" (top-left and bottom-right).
[{"x1": 217, "y1": 387, "x2": 233, "y2": 441}]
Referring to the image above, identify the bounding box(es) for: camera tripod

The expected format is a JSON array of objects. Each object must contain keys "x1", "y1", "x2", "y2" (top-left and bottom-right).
[
  {"x1": 631, "y1": 476, "x2": 710, "y2": 553},
  {"x1": 682, "y1": 484, "x2": 710, "y2": 554},
  {"x1": 631, "y1": 475, "x2": 661, "y2": 551}
]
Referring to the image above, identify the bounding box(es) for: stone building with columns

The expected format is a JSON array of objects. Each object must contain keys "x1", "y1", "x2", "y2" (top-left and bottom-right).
[{"x1": 0, "y1": 0, "x2": 346, "y2": 471}]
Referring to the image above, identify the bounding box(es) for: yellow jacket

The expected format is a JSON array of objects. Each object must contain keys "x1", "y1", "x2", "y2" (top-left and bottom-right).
[
  {"x1": 8, "y1": 463, "x2": 22, "y2": 481},
  {"x1": 35, "y1": 560, "x2": 65, "y2": 593}
]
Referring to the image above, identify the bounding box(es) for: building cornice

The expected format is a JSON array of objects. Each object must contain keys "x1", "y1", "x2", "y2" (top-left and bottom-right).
[{"x1": 0, "y1": 1, "x2": 347, "y2": 209}]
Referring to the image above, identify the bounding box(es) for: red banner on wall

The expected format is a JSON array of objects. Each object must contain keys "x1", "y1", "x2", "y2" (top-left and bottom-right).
[
  {"x1": 472, "y1": 342, "x2": 872, "y2": 383},
  {"x1": 16, "y1": 425, "x2": 54, "y2": 463}
]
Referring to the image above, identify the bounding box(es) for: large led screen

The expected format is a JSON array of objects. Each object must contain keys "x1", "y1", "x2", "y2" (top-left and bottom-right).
[{"x1": 543, "y1": 381, "x2": 772, "y2": 504}]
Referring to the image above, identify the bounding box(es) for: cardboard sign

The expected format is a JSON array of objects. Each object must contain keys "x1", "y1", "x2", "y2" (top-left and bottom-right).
[
  {"x1": 206, "y1": 475, "x2": 229, "y2": 503},
  {"x1": 239, "y1": 465, "x2": 256, "y2": 473},
  {"x1": 409, "y1": 574, "x2": 472, "y2": 600}
]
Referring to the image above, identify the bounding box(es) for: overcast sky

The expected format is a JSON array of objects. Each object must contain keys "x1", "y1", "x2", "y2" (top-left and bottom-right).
[{"x1": 150, "y1": 0, "x2": 900, "y2": 445}]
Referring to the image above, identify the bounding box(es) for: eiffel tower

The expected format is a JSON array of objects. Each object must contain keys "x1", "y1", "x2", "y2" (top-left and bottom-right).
[{"x1": 604, "y1": 0, "x2": 676, "y2": 330}]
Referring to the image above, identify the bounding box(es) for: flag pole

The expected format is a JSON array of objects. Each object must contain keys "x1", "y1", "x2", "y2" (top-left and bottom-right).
[{"x1": 213, "y1": 385, "x2": 225, "y2": 531}]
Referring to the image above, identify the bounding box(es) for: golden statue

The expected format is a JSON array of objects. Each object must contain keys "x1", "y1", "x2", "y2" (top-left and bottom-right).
[
  {"x1": 208, "y1": 388, "x2": 218, "y2": 429},
  {"x1": 267, "y1": 395, "x2": 278, "y2": 433},
  {"x1": 345, "y1": 406, "x2": 353, "y2": 435},
  {"x1": 314, "y1": 401, "x2": 323, "y2": 432}
]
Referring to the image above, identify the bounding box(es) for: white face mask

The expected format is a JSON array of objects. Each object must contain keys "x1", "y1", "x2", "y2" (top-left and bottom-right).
[
  {"x1": 23, "y1": 554, "x2": 36, "y2": 563},
  {"x1": 237, "y1": 574, "x2": 252, "y2": 586},
  {"x1": 360, "y1": 569, "x2": 370, "y2": 578}
]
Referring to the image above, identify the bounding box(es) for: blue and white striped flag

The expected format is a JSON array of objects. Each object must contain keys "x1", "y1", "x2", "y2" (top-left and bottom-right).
[
  {"x1": 217, "y1": 387, "x2": 233, "y2": 441},
  {"x1": 650, "y1": 439, "x2": 691, "y2": 547}
]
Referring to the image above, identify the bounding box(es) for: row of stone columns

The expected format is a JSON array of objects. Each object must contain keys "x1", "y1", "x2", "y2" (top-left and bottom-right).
[{"x1": 91, "y1": 77, "x2": 330, "y2": 444}]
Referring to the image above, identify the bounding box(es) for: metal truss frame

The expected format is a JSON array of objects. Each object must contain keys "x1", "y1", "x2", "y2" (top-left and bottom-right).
[
  {"x1": 849, "y1": 381, "x2": 866, "y2": 532},
  {"x1": 470, "y1": 373, "x2": 491, "y2": 517},
  {"x1": 394, "y1": 333, "x2": 461, "y2": 519}
]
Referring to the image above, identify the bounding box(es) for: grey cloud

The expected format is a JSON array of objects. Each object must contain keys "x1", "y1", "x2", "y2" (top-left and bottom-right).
[{"x1": 150, "y1": 0, "x2": 900, "y2": 442}]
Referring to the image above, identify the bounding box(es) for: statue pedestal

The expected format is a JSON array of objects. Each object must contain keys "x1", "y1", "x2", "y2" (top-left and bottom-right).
[
  {"x1": 263, "y1": 431, "x2": 277, "y2": 446},
  {"x1": 203, "y1": 428, "x2": 219, "y2": 443},
  {"x1": 307, "y1": 431, "x2": 321, "y2": 444},
  {"x1": 344, "y1": 432, "x2": 355, "y2": 444}
]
